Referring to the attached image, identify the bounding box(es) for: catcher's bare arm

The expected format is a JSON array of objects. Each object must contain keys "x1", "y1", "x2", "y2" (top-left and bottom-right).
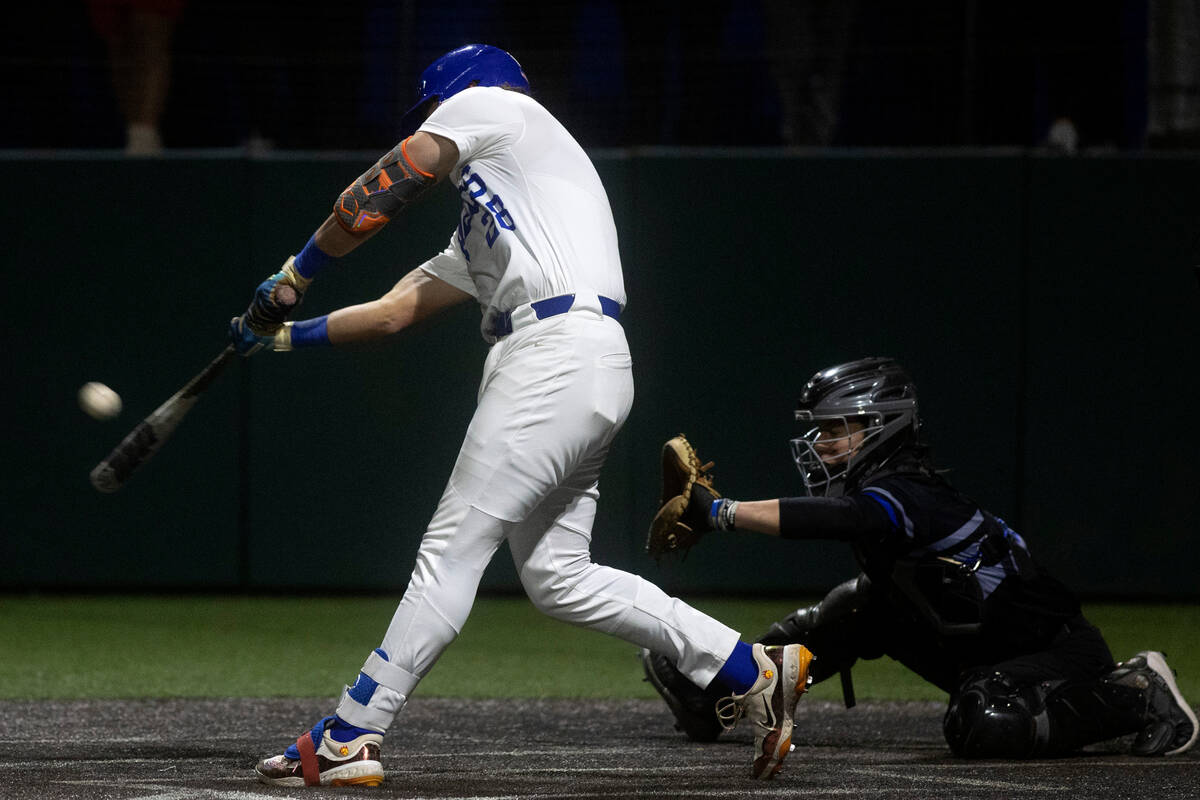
[{"x1": 726, "y1": 501, "x2": 780, "y2": 535}]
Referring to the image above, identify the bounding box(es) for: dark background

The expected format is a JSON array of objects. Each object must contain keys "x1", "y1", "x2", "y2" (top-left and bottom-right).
[
  {"x1": 4, "y1": 0, "x2": 1195, "y2": 152},
  {"x1": 1, "y1": 1, "x2": 1198, "y2": 598}
]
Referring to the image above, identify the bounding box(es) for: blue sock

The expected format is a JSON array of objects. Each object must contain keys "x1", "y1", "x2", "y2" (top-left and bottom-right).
[
  {"x1": 293, "y1": 234, "x2": 336, "y2": 279},
  {"x1": 713, "y1": 640, "x2": 758, "y2": 695},
  {"x1": 282, "y1": 714, "x2": 380, "y2": 759},
  {"x1": 328, "y1": 715, "x2": 378, "y2": 742}
]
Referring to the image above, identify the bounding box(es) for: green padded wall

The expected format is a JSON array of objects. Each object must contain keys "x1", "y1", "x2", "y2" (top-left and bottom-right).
[{"x1": 2, "y1": 152, "x2": 1196, "y2": 598}]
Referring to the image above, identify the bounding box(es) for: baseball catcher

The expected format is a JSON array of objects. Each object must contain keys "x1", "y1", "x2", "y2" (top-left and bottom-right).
[{"x1": 642, "y1": 357, "x2": 1197, "y2": 758}]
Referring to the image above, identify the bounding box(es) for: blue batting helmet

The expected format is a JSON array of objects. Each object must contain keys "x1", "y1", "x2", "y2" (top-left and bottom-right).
[{"x1": 400, "y1": 44, "x2": 530, "y2": 135}]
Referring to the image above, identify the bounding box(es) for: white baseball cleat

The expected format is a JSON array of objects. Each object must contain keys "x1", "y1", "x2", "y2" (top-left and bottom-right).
[
  {"x1": 716, "y1": 643, "x2": 814, "y2": 779},
  {"x1": 1124, "y1": 651, "x2": 1198, "y2": 756},
  {"x1": 255, "y1": 715, "x2": 384, "y2": 787}
]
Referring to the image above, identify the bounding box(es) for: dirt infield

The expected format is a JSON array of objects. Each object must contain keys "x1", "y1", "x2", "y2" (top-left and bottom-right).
[{"x1": 1, "y1": 697, "x2": 1196, "y2": 799}]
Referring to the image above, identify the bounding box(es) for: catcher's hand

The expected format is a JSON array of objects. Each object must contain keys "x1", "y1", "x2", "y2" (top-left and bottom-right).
[{"x1": 646, "y1": 434, "x2": 721, "y2": 559}]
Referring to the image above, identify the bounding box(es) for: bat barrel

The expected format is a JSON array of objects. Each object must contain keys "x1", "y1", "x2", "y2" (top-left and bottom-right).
[
  {"x1": 89, "y1": 464, "x2": 122, "y2": 493},
  {"x1": 89, "y1": 345, "x2": 236, "y2": 493},
  {"x1": 89, "y1": 421, "x2": 162, "y2": 492}
]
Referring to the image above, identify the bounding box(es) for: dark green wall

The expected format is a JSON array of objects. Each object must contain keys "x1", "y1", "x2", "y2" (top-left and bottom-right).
[{"x1": 3, "y1": 152, "x2": 1196, "y2": 598}]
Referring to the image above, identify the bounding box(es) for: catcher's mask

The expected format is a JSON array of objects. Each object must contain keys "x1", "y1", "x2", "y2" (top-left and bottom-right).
[
  {"x1": 400, "y1": 44, "x2": 530, "y2": 136},
  {"x1": 790, "y1": 357, "x2": 919, "y2": 497}
]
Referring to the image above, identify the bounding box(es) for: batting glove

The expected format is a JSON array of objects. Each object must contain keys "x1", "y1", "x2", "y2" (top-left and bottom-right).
[
  {"x1": 231, "y1": 256, "x2": 311, "y2": 355},
  {"x1": 243, "y1": 257, "x2": 310, "y2": 330},
  {"x1": 229, "y1": 316, "x2": 294, "y2": 355}
]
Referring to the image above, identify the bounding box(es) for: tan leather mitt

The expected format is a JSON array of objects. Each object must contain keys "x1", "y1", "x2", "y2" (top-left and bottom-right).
[{"x1": 646, "y1": 434, "x2": 721, "y2": 559}]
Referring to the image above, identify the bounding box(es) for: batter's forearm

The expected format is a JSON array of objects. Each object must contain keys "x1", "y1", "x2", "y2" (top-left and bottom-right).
[
  {"x1": 324, "y1": 298, "x2": 413, "y2": 344},
  {"x1": 324, "y1": 267, "x2": 472, "y2": 345},
  {"x1": 276, "y1": 298, "x2": 419, "y2": 349},
  {"x1": 311, "y1": 214, "x2": 380, "y2": 257}
]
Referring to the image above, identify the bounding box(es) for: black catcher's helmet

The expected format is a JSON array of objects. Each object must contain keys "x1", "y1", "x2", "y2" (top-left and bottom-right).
[{"x1": 790, "y1": 357, "x2": 920, "y2": 497}]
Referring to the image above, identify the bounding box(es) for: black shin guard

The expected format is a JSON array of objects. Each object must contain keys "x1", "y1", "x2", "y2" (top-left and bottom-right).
[
  {"x1": 1039, "y1": 677, "x2": 1146, "y2": 754},
  {"x1": 756, "y1": 575, "x2": 875, "y2": 708},
  {"x1": 757, "y1": 575, "x2": 874, "y2": 677},
  {"x1": 945, "y1": 668, "x2": 1148, "y2": 759}
]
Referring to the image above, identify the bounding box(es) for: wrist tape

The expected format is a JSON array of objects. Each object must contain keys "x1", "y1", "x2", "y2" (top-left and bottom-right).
[
  {"x1": 274, "y1": 316, "x2": 330, "y2": 350},
  {"x1": 710, "y1": 499, "x2": 739, "y2": 531}
]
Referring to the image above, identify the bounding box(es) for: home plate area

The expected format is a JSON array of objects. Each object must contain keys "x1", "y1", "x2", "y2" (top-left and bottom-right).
[{"x1": 0, "y1": 698, "x2": 1196, "y2": 799}]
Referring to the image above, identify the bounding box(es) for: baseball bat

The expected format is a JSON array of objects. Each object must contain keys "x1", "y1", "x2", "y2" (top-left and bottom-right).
[
  {"x1": 90, "y1": 278, "x2": 300, "y2": 492},
  {"x1": 89, "y1": 344, "x2": 238, "y2": 493}
]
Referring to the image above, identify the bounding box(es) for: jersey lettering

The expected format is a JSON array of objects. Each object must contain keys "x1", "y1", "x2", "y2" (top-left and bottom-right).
[{"x1": 455, "y1": 164, "x2": 517, "y2": 260}]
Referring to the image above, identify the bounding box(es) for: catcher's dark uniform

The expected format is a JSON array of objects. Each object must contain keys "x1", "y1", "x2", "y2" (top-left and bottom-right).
[
  {"x1": 646, "y1": 449, "x2": 1186, "y2": 757},
  {"x1": 762, "y1": 452, "x2": 1105, "y2": 695}
]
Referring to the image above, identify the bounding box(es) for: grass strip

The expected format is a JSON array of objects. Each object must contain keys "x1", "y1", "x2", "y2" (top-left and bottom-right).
[{"x1": 1, "y1": 595, "x2": 1195, "y2": 703}]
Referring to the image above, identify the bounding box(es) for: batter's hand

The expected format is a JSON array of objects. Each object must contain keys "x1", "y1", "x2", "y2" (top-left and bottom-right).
[
  {"x1": 232, "y1": 256, "x2": 310, "y2": 355},
  {"x1": 229, "y1": 316, "x2": 293, "y2": 355}
]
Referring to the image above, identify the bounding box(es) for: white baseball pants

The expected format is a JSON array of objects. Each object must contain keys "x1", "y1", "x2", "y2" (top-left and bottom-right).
[{"x1": 335, "y1": 303, "x2": 740, "y2": 732}]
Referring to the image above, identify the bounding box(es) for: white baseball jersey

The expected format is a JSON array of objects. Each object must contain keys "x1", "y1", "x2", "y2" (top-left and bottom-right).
[
  {"x1": 333, "y1": 84, "x2": 740, "y2": 736},
  {"x1": 415, "y1": 86, "x2": 626, "y2": 337}
]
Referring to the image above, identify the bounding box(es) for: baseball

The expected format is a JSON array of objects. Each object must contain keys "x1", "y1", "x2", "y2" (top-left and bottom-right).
[{"x1": 79, "y1": 382, "x2": 122, "y2": 420}]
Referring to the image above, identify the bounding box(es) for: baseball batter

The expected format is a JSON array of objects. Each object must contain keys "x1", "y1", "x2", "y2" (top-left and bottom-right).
[{"x1": 230, "y1": 45, "x2": 811, "y2": 787}]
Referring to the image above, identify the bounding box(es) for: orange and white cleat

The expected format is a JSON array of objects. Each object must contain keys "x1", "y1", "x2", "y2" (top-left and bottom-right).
[{"x1": 716, "y1": 643, "x2": 814, "y2": 780}]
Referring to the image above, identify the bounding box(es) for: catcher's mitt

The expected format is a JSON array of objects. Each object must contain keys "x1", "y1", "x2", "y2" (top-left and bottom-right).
[{"x1": 646, "y1": 434, "x2": 721, "y2": 559}]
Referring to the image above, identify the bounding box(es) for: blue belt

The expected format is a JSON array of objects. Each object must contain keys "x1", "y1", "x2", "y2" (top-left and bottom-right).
[{"x1": 491, "y1": 293, "x2": 621, "y2": 338}]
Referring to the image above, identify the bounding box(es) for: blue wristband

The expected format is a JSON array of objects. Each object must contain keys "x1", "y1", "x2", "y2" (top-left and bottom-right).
[
  {"x1": 293, "y1": 235, "x2": 336, "y2": 279},
  {"x1": 710, "y1": 499, "x2": 738, "y2": 531},
  {"x1": 290, "y1": 316, "x2": 331, "y2": 348}
]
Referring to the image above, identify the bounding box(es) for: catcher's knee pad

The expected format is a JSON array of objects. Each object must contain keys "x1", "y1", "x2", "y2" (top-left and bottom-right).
[
  {"x1": 944, "y1": 671, "x2": 1047, "y2": 759},
  {"x1": 757, "y1": 575, "x2": 870, "y2": 646},
  {"x1": 823, "y1": 574, "x2": 872, "y2": 617},
  {"x1": 758, "y1": 605, "x2": 819, "y2": 647}
]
